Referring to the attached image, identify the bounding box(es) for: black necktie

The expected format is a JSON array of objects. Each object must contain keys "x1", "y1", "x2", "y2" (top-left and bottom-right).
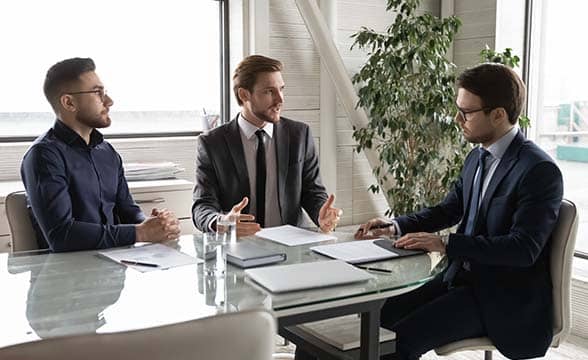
[
  {"x1": 444, "y1": 147, "x2": 490, "y2": 284},
  {"x1": 255, "y1": 129, "x2": 266, "y2": 227}
]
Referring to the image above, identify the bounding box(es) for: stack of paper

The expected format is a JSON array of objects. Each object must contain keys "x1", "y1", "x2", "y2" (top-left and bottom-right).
[
  {"x1": 124, "y1": 162, "x2": 185, "y2": 181},
  {"x1": 256, "y1": 225, "x2": 336, "y2": 246},
  {"x1": 311, "y1": 240, "x2": 398, "y2": 264},
  {"x1": 98, "y1": 243, "x2": 198, "y2": 272},
  {"x1": 297, "y1": 315, "x2": 396, "y2": 350}
]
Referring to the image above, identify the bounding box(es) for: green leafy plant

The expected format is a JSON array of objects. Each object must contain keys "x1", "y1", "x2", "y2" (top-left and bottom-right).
[
  {"x1": 480, "y1": 45, "x2": 530, "y2": 128},
  {"x1": 351, "y1": 0, "x2": 468, "y2": 215}
]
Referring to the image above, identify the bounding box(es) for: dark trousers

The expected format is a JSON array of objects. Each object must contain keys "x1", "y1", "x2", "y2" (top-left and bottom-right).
[{"x1": 294, "y1": 273, "x2": 487, "y2": 360}]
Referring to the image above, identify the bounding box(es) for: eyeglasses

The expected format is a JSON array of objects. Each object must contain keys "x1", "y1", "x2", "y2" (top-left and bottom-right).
[
  {"x1": 456, "y1": 106, "x2": 491, "y2": 121},
  {"x1": 66, "y1": 88, "x2": 108, "y2": 102}
]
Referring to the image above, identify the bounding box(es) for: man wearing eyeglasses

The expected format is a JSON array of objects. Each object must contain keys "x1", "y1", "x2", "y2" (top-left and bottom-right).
[
  {"x1": 21, "y1": 57, "x2": 181, "y2": 252},
  {"x1": 342, "y1": 64, "x2": 563, "y2": 359}
]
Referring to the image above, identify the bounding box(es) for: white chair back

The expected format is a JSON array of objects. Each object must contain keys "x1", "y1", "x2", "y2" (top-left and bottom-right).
[
  {"x1": 550, "y1": 199, "x2": 578, "y2": 345},
  {"x1": 0, "y1": 309, "x2": 276, "y2": 360},
  {"x1": 5, "y1": 191, "x2": 40, "y2": 252}
]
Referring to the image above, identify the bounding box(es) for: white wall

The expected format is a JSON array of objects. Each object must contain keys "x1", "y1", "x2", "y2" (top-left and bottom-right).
[{"x1": 453, "y1": 0, "x2": 497, "y2": 72}]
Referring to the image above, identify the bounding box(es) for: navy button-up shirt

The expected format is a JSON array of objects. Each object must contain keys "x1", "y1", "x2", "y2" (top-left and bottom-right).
[{"x1": 21, "y1": 120, "x2": 145, "y2": 252}]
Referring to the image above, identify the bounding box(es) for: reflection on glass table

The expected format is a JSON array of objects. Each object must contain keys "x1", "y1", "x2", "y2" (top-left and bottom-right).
[{"x1": 0, "y1": 231, "x2": 445, "y2": 349}]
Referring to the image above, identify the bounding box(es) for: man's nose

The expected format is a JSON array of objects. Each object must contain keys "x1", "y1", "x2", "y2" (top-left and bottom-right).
[
  {"x1": 104, "y1": 93, "x2": 114, "y2": 107},
  {"x1": 274, "y1": 90, "x2": 284, "y2": 104}
]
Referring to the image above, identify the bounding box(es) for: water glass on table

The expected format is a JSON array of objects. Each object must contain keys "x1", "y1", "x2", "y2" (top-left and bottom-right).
[
  {"x1": 203, "y1": 231, "x2": 226, "y2": 278},
  {"x1": 216, "y1": 213, "x2": 237, "y2": 244}
]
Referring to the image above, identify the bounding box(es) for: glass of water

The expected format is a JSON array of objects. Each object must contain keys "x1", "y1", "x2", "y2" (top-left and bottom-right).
[
  {"x1": 203, "y1": 231, "x2": 226, "y2": 278},
  {"x1": 216, "y1": 213, "x2": 237, "y2": 244}
]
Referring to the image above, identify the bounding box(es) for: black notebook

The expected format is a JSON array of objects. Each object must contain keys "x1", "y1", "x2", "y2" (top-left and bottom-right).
[
  {"x1": 226, "y1": 242, "x2": 287, "y2": 268},
  {"x1": 374, "y1": 239, "x2": 425, "y2": 257}
]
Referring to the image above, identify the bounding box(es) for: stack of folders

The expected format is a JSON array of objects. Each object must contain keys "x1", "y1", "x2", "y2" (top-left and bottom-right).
[
  {"x1": 123, "y1": 162, "x2": 185, "y2": 181},
  {"x1": 225, "y1": 242, "x2": 287, "y2": 268}
]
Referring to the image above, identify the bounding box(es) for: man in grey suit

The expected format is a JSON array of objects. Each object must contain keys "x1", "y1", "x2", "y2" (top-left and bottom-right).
[{"x1": 192, "y1": 55, "x2": 341, "y2": 236}]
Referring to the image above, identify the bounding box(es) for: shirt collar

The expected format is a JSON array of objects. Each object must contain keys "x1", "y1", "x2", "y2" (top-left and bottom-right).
[
  {"x1": 53, "y1": 119, "x2": 104, "y2": 148},
  {"x1": 237, "y1": 113, "x2": 274, "y2": 140},
  {"x1": 484, "y1": 126, "x2": 518, "y2": 160}
]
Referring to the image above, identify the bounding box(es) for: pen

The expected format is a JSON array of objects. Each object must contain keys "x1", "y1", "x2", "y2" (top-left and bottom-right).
[
  {"x1": 120, "y1": 259, "x2": 159, "y2": 268},
  {"x1": 371, "y1": 222, "x2": 394, "y2": 229},
  {"x1": 355, "y1": 265, "x2": 393, "y2": 274}
]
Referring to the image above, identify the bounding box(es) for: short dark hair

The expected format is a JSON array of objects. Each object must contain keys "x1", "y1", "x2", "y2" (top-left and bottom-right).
[
  {"x1": 233, "y1": 55, "x2": 283, "y2": 106},
  {"x1": 43, "y1": 57, "x2": 96, "y2": 112},
  {"x1": 457, "y1": 63, "x2": 526, "y2": 125}
]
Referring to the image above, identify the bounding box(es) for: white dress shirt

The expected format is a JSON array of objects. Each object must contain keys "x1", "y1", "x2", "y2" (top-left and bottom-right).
[{"x1": 238, "y1": 114, "x2": 281, "y2": 227}]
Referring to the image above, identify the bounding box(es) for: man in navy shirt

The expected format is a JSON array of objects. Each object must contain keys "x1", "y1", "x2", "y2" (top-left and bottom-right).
[{"x1": 21, "y1": 57, "x2": 180, "y2": 252}]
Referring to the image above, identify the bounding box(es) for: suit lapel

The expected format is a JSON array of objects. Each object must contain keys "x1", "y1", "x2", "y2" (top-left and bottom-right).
[
  {"x1": 275, "y1": 118, "x2": 289, "y2": 223},
  {"x1": 225, "y1": 117, "x2": 251, "y2": 199},
  {"x1": 478, "y1": 130, "x2": 524, "y2": 219}
]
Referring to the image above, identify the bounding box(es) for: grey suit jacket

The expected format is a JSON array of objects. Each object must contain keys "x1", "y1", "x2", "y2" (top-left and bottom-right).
[{"x1": 192, "y1": 116, "x2": 328, "y2": 231}]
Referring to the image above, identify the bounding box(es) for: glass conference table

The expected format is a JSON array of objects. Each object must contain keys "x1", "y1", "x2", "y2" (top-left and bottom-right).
[{"x1": 0, "y1": 230, "x2": 446, "y2": 360}]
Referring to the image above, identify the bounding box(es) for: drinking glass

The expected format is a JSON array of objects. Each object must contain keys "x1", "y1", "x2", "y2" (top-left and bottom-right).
[{"x1": 216, "y1": 213, "x2": 237, "y2": 244}]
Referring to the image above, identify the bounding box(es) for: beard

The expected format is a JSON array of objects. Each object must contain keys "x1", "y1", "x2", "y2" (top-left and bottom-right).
[
  {"x1": 76, "y1": 110, "x2": 111, "y2": 129},
  {"x1": 251, "y1": 105, "x2": 281, "y2": 124}
]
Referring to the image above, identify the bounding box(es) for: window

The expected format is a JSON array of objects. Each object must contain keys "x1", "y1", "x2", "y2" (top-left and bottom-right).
[
  {"x1": 0, "y1": 0, "x2": 221, "y2": 139},
  {"x1": 527, "y1": 0, "x2": 588, "y2": 254}
]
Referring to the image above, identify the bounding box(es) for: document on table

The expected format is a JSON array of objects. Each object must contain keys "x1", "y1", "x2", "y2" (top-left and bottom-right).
[
  {"x1": 99, "y1": 244, "x2": 199, "y2": 272},
  {"x1": 311, "y1": 239, "x2": 398, "y2": 264},
  {"x1": 255, "y1": 225, "x2": 336, "y2": 246}
]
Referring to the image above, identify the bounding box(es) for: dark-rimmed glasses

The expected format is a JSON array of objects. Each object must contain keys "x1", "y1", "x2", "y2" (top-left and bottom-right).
[
  {"x1": 456, "y1": 106, "x2": 491, "y2": 121},
  {"x1": 66, "y1": 88, "x2": 108, "y2": 102}
]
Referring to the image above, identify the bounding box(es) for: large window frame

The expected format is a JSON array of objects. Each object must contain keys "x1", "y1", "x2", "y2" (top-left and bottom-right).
[
  {"x1": 0, "y1": 0, "x2": 230, "y2": 143},
  {"x1": 523, "y1": 0, "x2": 587, "y2": 259}
]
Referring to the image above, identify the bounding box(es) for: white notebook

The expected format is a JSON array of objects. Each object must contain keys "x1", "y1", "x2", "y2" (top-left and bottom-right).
[{"x1": 244, "y1": 260, "x2": 374, "y2": 293}]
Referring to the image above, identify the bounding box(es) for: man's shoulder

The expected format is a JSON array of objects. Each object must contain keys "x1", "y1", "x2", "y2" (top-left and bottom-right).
[
  {"x1": 24, "y1": 129, "x2": 63, "y2": 158},
  {"x1": 279, "y1": 116, "x2": 309, "y2": 131},
  {"x1": 200, "y1": 121, "x2": 234, "y2": 143},
  {"x1": 519, "y1": 138, "x2": 557, "y2": 166}
]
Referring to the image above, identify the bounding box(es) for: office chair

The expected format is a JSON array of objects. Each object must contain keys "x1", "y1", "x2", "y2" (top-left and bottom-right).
[
  {"x1": 5, "y1": 191, "x2": 40, "y2": 252},
  {"x1": 0, "y1": 309, "x2": 276, "y2": 360},
  {"x1": 435, "y1": 199, "x2": 579, "y2": 360}
]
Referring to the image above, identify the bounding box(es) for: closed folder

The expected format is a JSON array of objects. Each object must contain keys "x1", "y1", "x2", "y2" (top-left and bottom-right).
[{"x1": 226, "y1": 242, "x2": 286, "y2": 268}]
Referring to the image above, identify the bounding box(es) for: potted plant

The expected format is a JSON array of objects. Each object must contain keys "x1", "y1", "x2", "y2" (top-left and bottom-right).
[{"x1": 351, "y1": 0, "x2": 467, "y2": 215}]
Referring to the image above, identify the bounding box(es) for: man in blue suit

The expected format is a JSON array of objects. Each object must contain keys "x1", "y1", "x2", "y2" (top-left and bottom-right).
[{"x1": 350, "y1": 63, "x2": 563, "y2": 359}]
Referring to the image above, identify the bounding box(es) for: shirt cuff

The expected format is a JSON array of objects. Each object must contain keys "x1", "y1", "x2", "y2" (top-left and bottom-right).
[
  {"x1": 441, "y1": 234, "x2": 450, "y2": 246},
  {"x1": 390, "y1": 220, "x2": 401, "y2": 236}
]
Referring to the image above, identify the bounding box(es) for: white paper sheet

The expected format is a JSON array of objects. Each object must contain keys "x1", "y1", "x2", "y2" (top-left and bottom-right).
[
  {"x1": 99, "y1": 244, "x2": 199, "y2": 272},
  {"x1": 311, "y1": 239, "x2": 398, "y2": 264},
  {"x1": 255, "y1": 225, "x2": 336, "y2": 246}
]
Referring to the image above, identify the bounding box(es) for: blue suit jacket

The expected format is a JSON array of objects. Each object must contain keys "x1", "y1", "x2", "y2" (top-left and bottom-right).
[{"x1": 396, "y1": 130, "x2": 563, "y2": 358}]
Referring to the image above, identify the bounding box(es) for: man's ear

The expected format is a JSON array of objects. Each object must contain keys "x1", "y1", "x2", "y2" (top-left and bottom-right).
[
  {"x1": 491, "y1": 107, "x2": 508, "y2": 127},
  {"x1": 237, "y1": 87, "x2": 250, "y2": 104},
  {"x1": 59, "y1": 94, "x2": 77, "y2": 113}
]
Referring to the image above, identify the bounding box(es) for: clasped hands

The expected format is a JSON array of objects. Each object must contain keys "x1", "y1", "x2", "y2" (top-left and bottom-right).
[
  {"x1": 136, "y1": 208, "x2": 181, "y2": 243},
  {"x1": 226, "y1": 194, "x2": 343, "y2": 238},
  {"x1": 354, "y1": 217, "x2": 446, "y2": 253}
]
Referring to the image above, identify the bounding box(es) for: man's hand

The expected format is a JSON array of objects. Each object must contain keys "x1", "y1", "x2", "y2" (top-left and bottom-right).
[
  {"x1": 227, "y1": 197, "x2": 261, "y2": 237},
  {"x1": 394, "y1": 232, "x2": 446, "y2": 253},
  {"x1": 136, "y1": 208, "x2": 181, "y2": 243},
  {"x1": 319, "y1": 194, "x2": 342, "y2": 233},
  {"x1": 354, "y1": 217, "x2": 394, "y2": 240}
]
